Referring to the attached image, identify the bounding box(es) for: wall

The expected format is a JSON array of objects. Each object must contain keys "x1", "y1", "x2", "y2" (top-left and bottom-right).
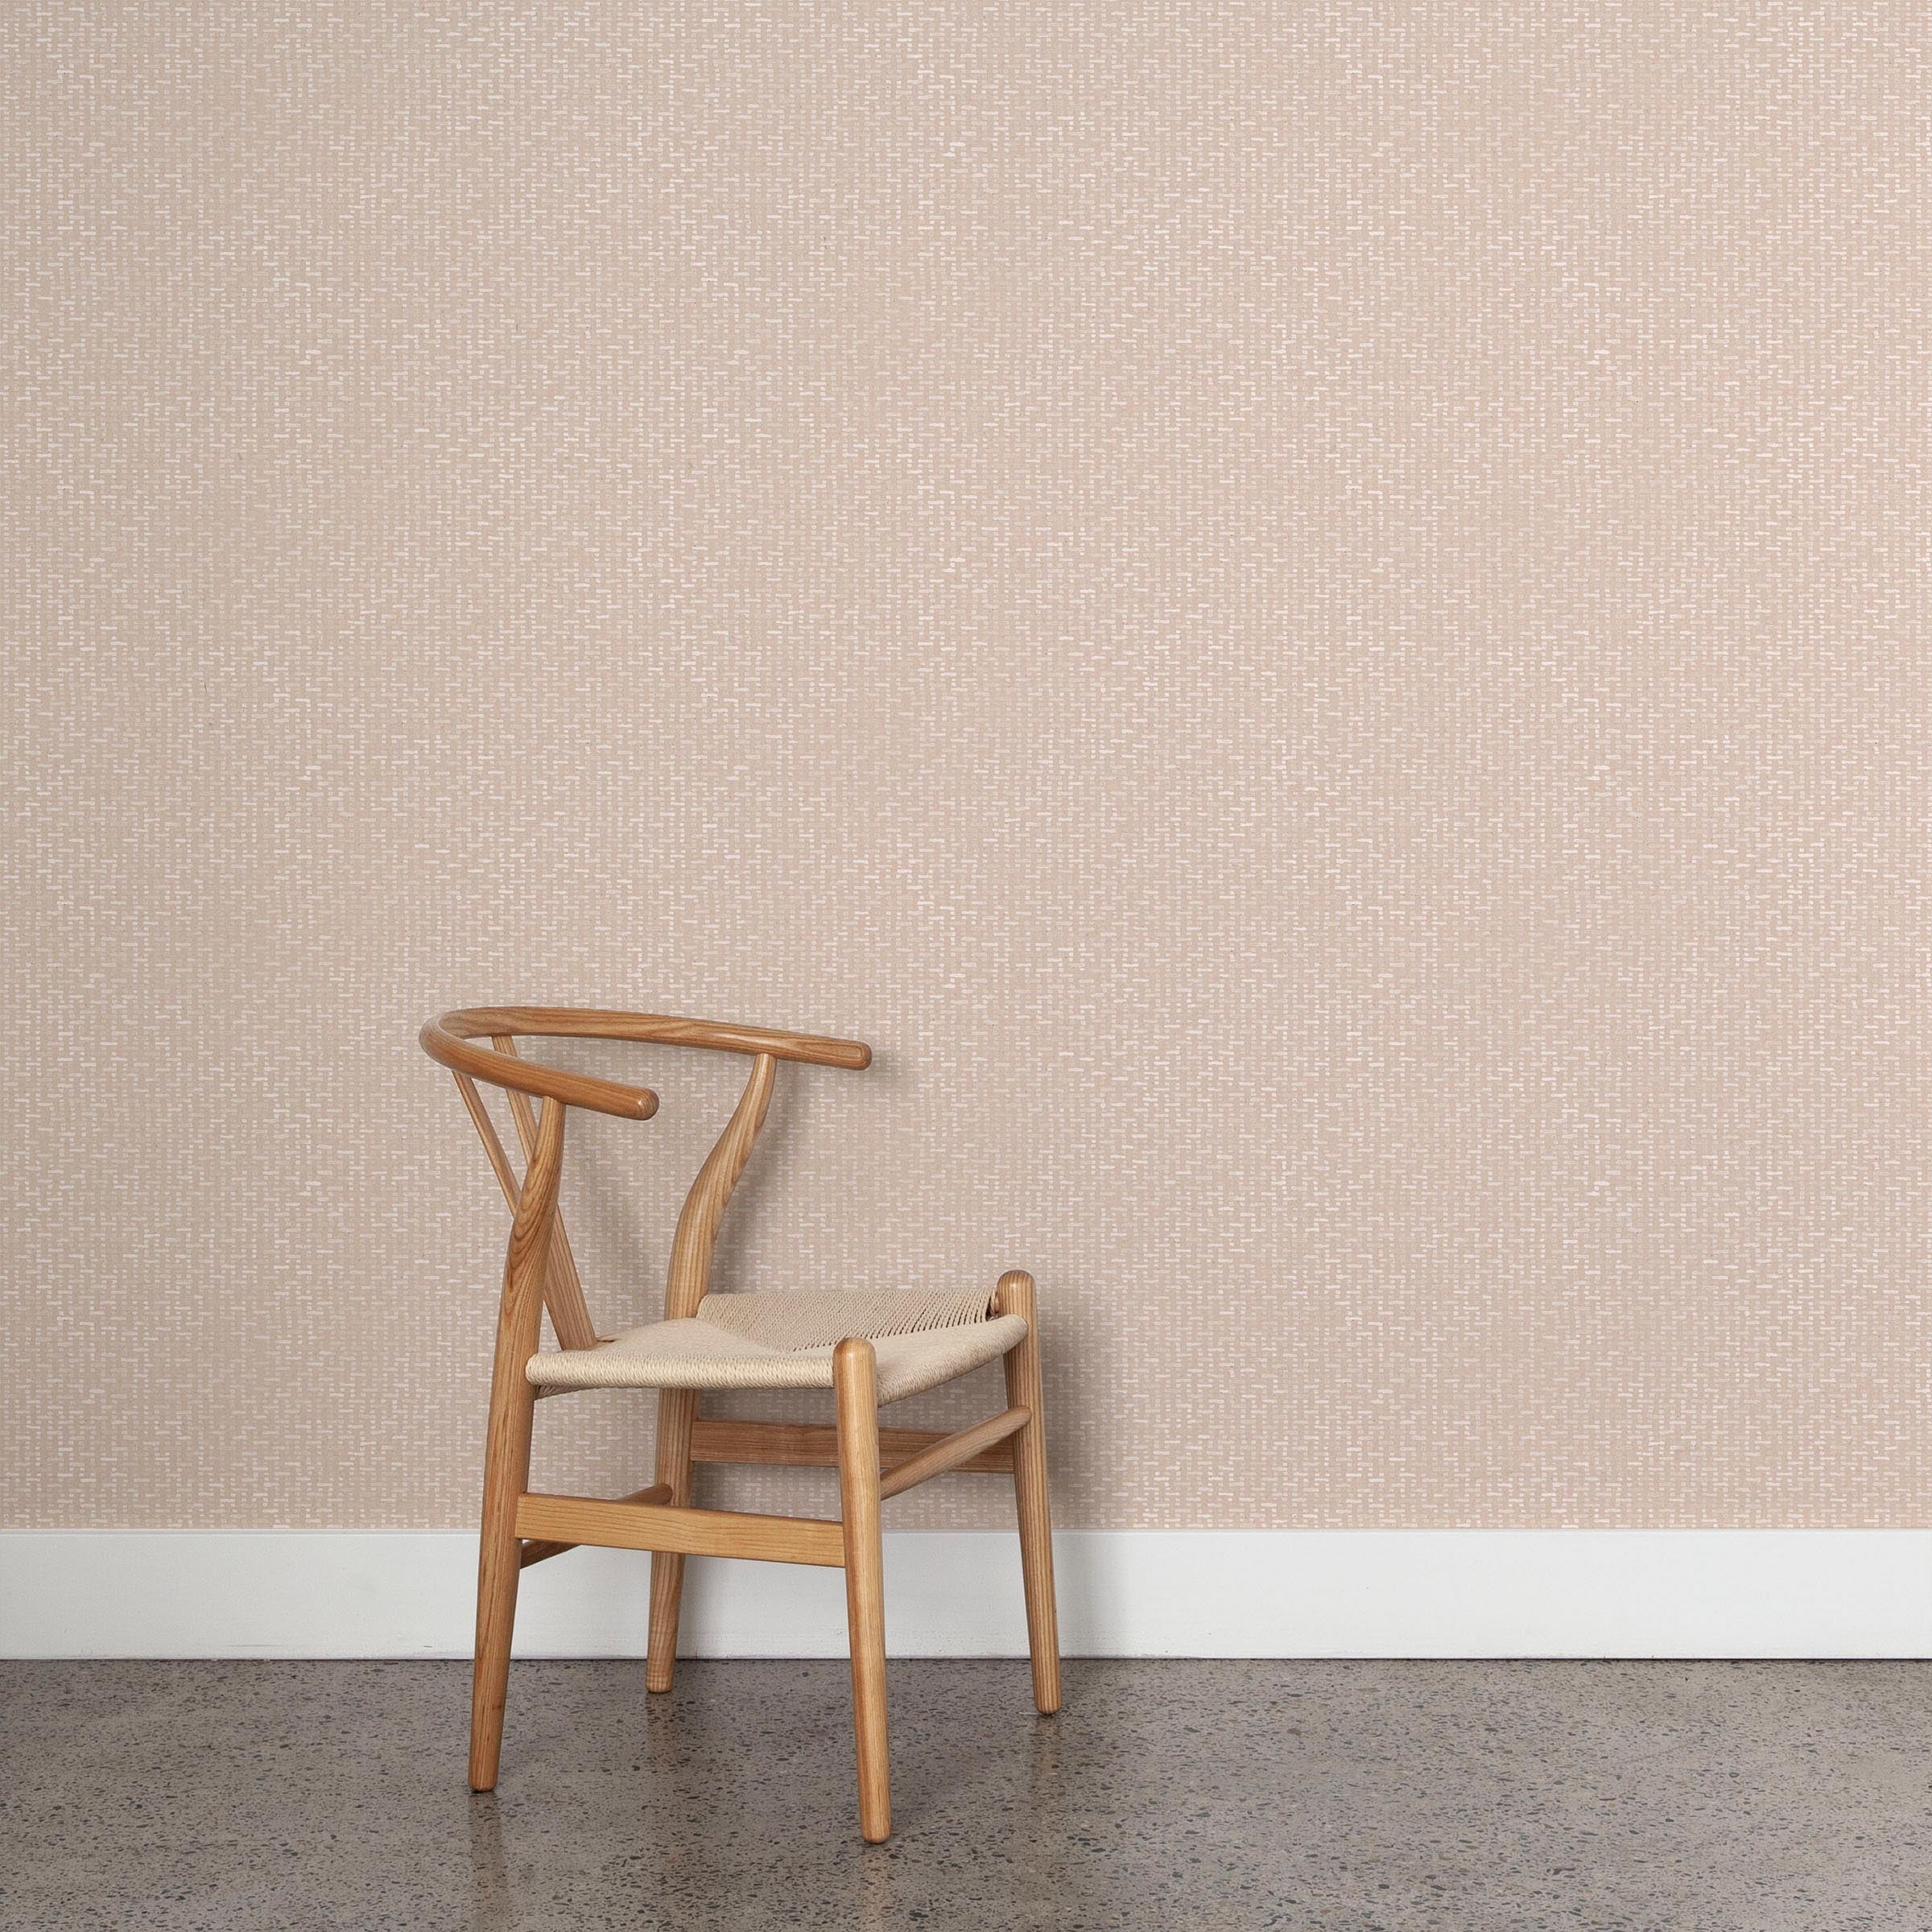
[{"x1": 5, "y1": 4, "x2": 1926, "y2": 1538}]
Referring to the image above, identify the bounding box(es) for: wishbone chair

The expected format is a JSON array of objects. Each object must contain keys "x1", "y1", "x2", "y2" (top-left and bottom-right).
[{"x1": 419, "y1": 1006, "x2": 1061, "y2": 1842}]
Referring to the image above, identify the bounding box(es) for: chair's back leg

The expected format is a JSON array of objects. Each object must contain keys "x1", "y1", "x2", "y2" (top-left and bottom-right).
[
  {"x1": 646, "y1": 1051, "x2": 778, "y2": 1695},
  {"x1": 834, "y1": 1338, "x2": 892, "y2": 1843},
  {"x1": 995, "y1": 1270, "x2": 1062, "y2": 1715},
  {"x1": 645, "y1": 1387, "x2": 699, "y2": 1693},
  {"x1": 470, "y1": 1096, "x2": 566, "y2": 1791}
]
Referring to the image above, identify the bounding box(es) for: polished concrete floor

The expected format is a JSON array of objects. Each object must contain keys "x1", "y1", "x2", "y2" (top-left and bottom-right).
[{"x1": 2, "y1": 1658, "x2": 1927, "y2": 1930}]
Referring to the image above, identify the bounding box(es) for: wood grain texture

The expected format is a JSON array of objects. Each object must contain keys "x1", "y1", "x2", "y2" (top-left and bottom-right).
[
  {"x1": 644, "y1": 1387, "x2": 699, "y2": 1693},
  {"x1": 439, "y1": 1006, "x2": 869, "y2": 1070},
  {"x1": 995, "y1": 1271, "x2": 1062, "y2": 1716},
  {"x1": 515, "y1": 1492, "x2": 844, "y2": 1567},
  {"x1": 644, "y1": 1051, "x2": 782, "y2": 1690},
  {"x1": 421, "y1": 1015, "x2": 658, "y2": 1120},
  {"x1": 665, "y1": 1052, "x2": 778, "y2": 1321},
  {"x1": 452, "y1": 1071, "x2": 521, "y2": 1212},
  {"x1": 834, "y1": 1338, "x2": 891, "y2": 1842},
  {"x1": 876, "y1": 1407, "x2": 1030, "y2": 1501},
  {"x1": 689, "y1": 1418, "x2": 1018, "y2": 1478},
  {"x1": 454, "y1": 1068, "x2": 602, "y2": 1353},
  {"x1": 518, "y1": 1482, "x2": 671, "y2": 1567},
  {"x1": 469, "y1": 1094, "x2": 565, "y2": 1791},
  {"x1": 491, "y1": 1040, "x2": 600, "y2": 1353}
]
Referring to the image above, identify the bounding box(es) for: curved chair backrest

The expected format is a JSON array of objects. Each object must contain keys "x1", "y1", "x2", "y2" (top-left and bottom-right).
[{"x1": 423, "y1": 1009, "x2": 873, "y2": 1340}]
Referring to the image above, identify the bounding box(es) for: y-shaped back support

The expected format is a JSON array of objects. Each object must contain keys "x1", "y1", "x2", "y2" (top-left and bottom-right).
[
  {"x1": 665, "y1": 1051, "x2": 777, "y2": 1321},
  {"x1": 421, "y1": 1006, "x2": 872, "y2": 1335},
  {"x1": 448, "y1": 1040, "x2": 603, "y2": 1350}
]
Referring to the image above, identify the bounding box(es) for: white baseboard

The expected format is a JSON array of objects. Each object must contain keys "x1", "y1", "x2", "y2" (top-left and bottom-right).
[{"x1": 2, "y1": 1530, "x2": 1926, "y2": 1660}]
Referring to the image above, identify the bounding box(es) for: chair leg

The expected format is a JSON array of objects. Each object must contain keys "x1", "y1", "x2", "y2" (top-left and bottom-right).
[
  {"x1": 471, "y1": 1344, "x2": 538, "y2": 1790},
  {"x1": 646, "y1": 1387, "x2": 699, "y2": 1694},
  {"x1": 834, "y1": 1339, "x2": 891, "y2": 1843},
  {"x1": 995, "y1": 1270, "x2": 1062, "y2": 1715}
]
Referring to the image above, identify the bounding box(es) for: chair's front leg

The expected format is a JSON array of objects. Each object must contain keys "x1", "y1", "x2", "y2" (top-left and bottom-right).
[
  {"x1": 472, "y1": 1356, "x2": 536, "y2": 1790},
  {"x1": 471, "y1": 1097, "x2": 565, "y2": 1790},
  {"x1": 834, "y1": 1338, "x2": 891, "y2": 1843},
  {"x1": 995, "y1": 1269, "x2": 1062, "y2": 1715},
  {"x1": 646, "y1": 1387, "x2": 699, "y2": 1693}
]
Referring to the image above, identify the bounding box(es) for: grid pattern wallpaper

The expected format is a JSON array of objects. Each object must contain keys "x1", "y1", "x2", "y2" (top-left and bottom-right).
[{"x1": 5, "y1": 4, "x2": 1927, "y2": 1530}]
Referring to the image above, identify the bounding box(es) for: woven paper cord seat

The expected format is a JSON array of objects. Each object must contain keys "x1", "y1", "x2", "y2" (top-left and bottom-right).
[{"x1": 527, "y1": 1288, "x2": 1030, "y2": 1406}]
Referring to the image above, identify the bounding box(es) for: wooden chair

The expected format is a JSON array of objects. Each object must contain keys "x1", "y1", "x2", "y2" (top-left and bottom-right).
[{"x1": 419, "y1": 1006, "x2": 1061, "y2": 1843}]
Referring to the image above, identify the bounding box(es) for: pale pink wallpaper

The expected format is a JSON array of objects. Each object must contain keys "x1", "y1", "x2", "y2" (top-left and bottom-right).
[{"x1": 4, "y1": 5, "x2": 1927, "y2": 1532}]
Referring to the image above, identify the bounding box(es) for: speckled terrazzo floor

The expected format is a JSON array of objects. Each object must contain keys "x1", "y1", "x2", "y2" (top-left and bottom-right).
[{"x1": 2, "y1": 1660, "x2": 1927, "y2": 1931}]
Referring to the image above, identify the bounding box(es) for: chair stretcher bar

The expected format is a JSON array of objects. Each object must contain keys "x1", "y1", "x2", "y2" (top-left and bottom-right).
[
  {"x1": 515, "y1": 1492, "x2": 846, "y2": 1567},
  {"x1": 689, "y1": 1415, "x2": 1021, "y2": 1478},
  {"x1": 876, "y1": 1408, "x2": 1031, "y2": 1499},
  {"x1": 519, "y1": 1484, "x2": 671, "y2": 1567}
]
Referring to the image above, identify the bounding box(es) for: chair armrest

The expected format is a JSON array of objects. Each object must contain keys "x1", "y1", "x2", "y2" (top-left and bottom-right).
[
  {"x1": 420, "y1": 1013, "x2": 660, "y2": 1120},
  {"x1": 440, "y1": 1006, "x2": 873, "y2": 1071}
]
